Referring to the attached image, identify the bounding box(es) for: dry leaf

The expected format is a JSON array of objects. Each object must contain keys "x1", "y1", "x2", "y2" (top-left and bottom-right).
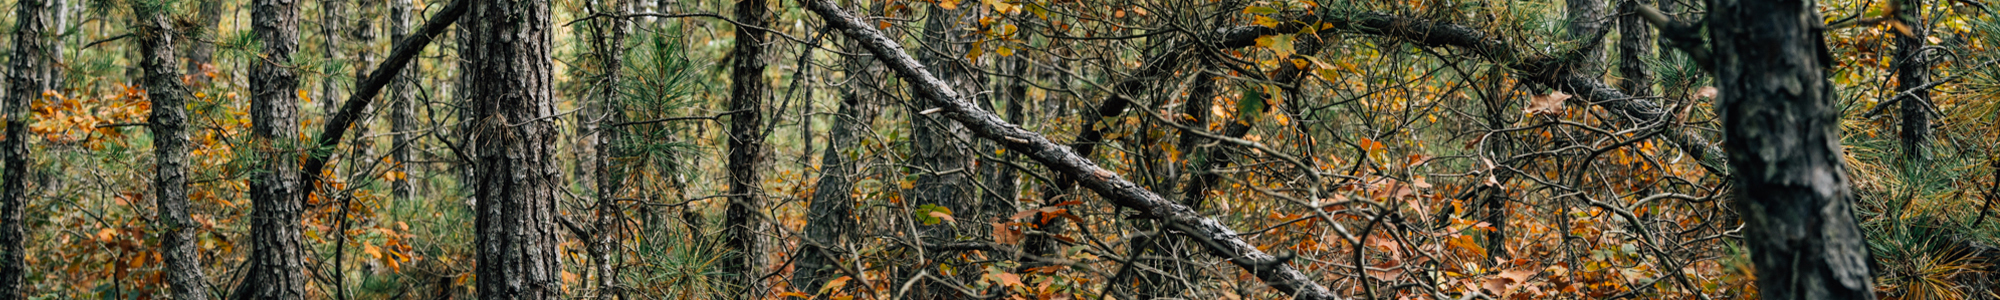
[
  {"x1": 1693, "y1": 86, "x2": 1719, "y2": 99},
  {"x1": 1524, "y1": 91, "x2": 1570, "y2": 116}
]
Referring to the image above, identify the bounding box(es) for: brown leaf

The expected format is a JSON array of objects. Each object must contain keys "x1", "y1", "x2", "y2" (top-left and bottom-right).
[
  {"x1": 993, "y1": 222, "x2": 1024, "y2": 245},
  {"x1": 1692, "y1": 86, "x2": 1719, "y2": 99},
  {"x1": 1524, "y1": 91, "x2": 1570, "y2": 116}
]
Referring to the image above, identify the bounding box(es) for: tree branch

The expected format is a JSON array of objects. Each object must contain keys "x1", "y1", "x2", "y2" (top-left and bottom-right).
[{"x1": 300, "y1": 0, "x2": 467, "y2": 200}]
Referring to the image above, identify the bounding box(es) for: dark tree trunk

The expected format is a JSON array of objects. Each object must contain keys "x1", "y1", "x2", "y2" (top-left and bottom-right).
[
  {"x1": 237, "y1": 0, "x2": 309, "y2": 297},
  {"x1": 792, "y1": 34, "x2": 887, "y2": 294},
  {"x1": 1567, "y1": 0, "x2": 1608, "y2": 76},
  {"x1": 1616, "y1": 0, "x2": 1654, "y2": 97},
  {"x1": 582, "y1": 0, "x2": 630, "y2": 297},
  {"x1": 134, "y1": 1, "x2": 212, "y2": 298},
  {"x1": 724, "y1": 0, "x2": 772, "y2": 298},
  {"x1": 1711, "y1": 0, "x2": 1879, "y2": 298},
  {"x1": 183, "y1": 0, "x2": 224, "y2": 74},
  {"x1": 1, "y1": 0, "x2": 55, "y2": 295},
  {"x1": 388, "y1": 0, "x2": 417, "y2": 202},
  {"x1": 1895, "y1": 0, "x2": 1931, "y2": 162},
  {"x1": 464, "y1": 0, "x2": 565, "y2": 297},
  {"x1": 912, "y1": 5, "x2": 977, "y2": 241}
]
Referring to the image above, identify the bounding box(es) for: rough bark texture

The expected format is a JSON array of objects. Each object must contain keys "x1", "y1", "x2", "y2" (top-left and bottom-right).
[
  {"x1": 1567, "y1": 0, "x2": 1608, "y2": 77},
  {"x1": 1710, "y1": 0, "x2": 1879, "y2": 299},
  {"x1": 388, "y1": 0, "x2": 416, "y2": 202},
  {"x1": 803, "y1": 2, "x2": 1343, "y2": 299},
  {"x1": 793, "y1": 35, "x2": 887, "y2": 294},
  {"x1": 1616, "y1": 0, "x2": 1654, "y2": 97},
  {"x1": 724, "y1": 0, "x2": 772, "y2": 298},
  {"x1": 582, "y1": 0, "x2": 630, "y2": 297},
  {"x1": 134, "y1": 1, "x2": 212, "y2": 298},
  {"x1": 911, "y1": 5, "x2": 977, "y2": 241},
  {"x1": 1, "y1": 0, "x2": 55, "y2": 296},
  {"x1": 237, "y1": 0, "x2": 309, "y2": 297},
  {"x1": 1895, "y1": 0, "x2": 1931, "y2": 161},
  {"x1": 464, "y1": 0, "x2": 564, "y2": 297}
]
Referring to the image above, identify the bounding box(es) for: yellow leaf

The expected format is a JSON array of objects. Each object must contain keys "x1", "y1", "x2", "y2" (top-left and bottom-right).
[
  {"x1": 1253, "y1": 15, "x2": 1280, "y2": 28},
  {"x1": 940, "y1": 0, "x2": 958, "y2": 10},
  {"x1": 298, "y1": 89, "x2": 312, "y2": 103}
]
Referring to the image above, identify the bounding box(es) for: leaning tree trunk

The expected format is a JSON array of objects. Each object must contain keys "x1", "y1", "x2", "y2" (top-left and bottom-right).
[
  {"x1": 1710, "y1": 0, "x2": 1879, "y2": 299},
  {"x1": 134, "y1": 1, "x2": 211, "y2": 298},
  {"x1": 792, "y1": 33, "x2": 887, "y2": 294},
  {"x1": 724, "y1": 0, "x2": 772, "y2": 298},
  {"x1": 464, "y1": 0, "x2": 564, "y2": 297},
  {"x1": 1, "y1": 0, "x2": 56, "y2": 295},
  {"x1": 236, "y1": 0, "x2": 309, "y2": 297},
  {"x1": 1895, "y1": 0, "x2": 1931, "y2": 162}
]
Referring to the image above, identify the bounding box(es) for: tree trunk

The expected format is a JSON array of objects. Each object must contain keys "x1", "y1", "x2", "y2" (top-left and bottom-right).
[
  {"x1": 724, "y1": 0, "x2": 772, "y2": 298},
  {"x1": 1567, "y1": 0, "x2": 1608, "y2": 76},
  {"x1": 1616, "y1": 0, "x2": 1654, "y2": 97},
  {"x1": 582, "y1": 0, "x2": 630, "y2": 298},
  {"x1": 464, "y1": 0, "x2": 564, "y2": 297},
  {"x1": 792, "y1": 33, "x2": 887, "y2": 295},
  {"x1": 388, "y1": 0, "x2": 417, "y2": 202},
  {"x1": 236, "y1": 0, "x2": 309, "y2": 297},
  {"x1": 134, "y1": 1, "x2": 212, "y2": 298},
  {"x1": 183, "y1": 0, "x2": 225, "y2": 74},
  {"x1": 322, "y1": 0, "x2": 349, "y2": 115},
  {"x1": 344, "y1": 0, "x2": 380, "y2": 175},
  {"x1": 1710, "y1": 0, "x2": 1879, "y2": 298},
  {"x1": 912, "y1": 4, "x2": 977, "y2": 242},
  {"x1": 1, "y1": 0, "x2": 55, "y2": 295},
  {"x1": 803, "y1": 2, "x2": 1342, "y2": 299},
  {"x1": 1895, "y1": 0, "x2": 1931, "y2": 162}
]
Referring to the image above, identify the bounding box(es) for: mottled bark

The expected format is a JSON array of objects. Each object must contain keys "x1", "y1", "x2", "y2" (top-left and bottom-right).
[
  {"x1": 582, "y1": 0, "x2": 631, "y2": 298},
  {"x1": 464, "y1": 0, "x2": 564, "y2": 297},
  {"x1": 1616, "y1": 0, "x2": 1655, "y2": 97},
  {"x1": 133, "y1": 1, "x2": 211, "y2": 298},
  {"x1": 388, "y1": 0, "x2": 416, "y2": 202},
  {"x1": 1, "y1": 0, "x2": 56, "y2": 296},
  {"x1": 911, "y1": 5, "x2": 977, "y2": 240},
  {"x1": 1710, "y1": 0, "x2": 1879, "y2": 298},
  {"x1": 793, "y1": 36, "x2": 887, "y2": 294},
  {"x1": 724, "y1": 0, "x2": 772, "y2": 298},
  {"x1": 235, "y1": 0, "x2": 309, "y2": 297},
  {"x1": 1895, "y1": 0, "x2": 1931, "y2": 161},
  {"x1": 1567, "y1": 0, "x2": 1609, "y2": 76},
  {"x1": 802, "y1": 2, "x2": 1342, "y2": 299}
]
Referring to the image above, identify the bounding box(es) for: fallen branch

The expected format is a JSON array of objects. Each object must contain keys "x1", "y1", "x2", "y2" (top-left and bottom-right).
[
  {"x1": 300, "y1": 0, "x2": 467, "y2": 198},
  {"x1": 801, "y1": 1, "x2": 1342, "y2": 299}
]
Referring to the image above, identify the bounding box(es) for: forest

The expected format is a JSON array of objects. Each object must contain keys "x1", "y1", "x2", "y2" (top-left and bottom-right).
[{"x1": 2, "y1": 0, "x2": 2000, "y2": 298}]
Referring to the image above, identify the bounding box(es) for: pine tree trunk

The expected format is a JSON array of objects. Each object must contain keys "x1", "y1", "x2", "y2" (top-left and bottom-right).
[
  {"x1": 183, "y1": 0, "x2": 225, "y2": 74},
  {"x1": 237, "y1": 0, "x2": 309, "y2": 297},
  {"x1": 1616, "y1": 0, "x2": 1654, "y2": 97},
  {"x1": 344, "y1": 0, "x2": 380, "y2": 175},
  {"x1": 793, "y1": 34, "x2": 887, "y2": 294},
  {"x1": 1567, "y1": 0, "x2": 1608, "y2": 77},
  {"x1": 388, "y1": 0, "x2": 416, "y2": 202},
  {"x1": 464, "y1": 0, "x2": 565, "y2": 297},
  {"x1": 1711, "y1": 0, "x2": 1879, "y2": 298},
  {"x1": 1896, "y1": 0, "x2": 1931, "y2": 162},
  {"x1": 134, "y1": 1, "x2": 212, "y2": 298},
  {"x1": 912, "y1": 4, "x2": 976, "y2": 242},
  {"x1": 583, "y1": 0, "x2": 630, "y2": 298},
  {"x1": 1, "y1": 0, "x2": 55, "y2": 295},
  {"x1": 724, "y1": 0, "x2": 772, "y2": 298}
]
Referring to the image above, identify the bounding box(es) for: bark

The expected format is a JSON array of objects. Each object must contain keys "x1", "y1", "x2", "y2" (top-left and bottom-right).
[
  {"x1": 793, "y1": 34, "x2": 888, "y2": 294},
  {"x1": 803, "y1": 2, "x2": 1343, "y2": 299},
  {"x1": 321, "y1": 0, "x2": 348, "y2": 114},
  {"x1": 1567, "y1": 0, "x2": 1609, "y2": 77},
  {"x1": 1616, "y1": 0, "x2": 1655, "y2": 97},
  {"x1": 235, "y1": 0, "x2": 309, "y2": 297},
  {"x1": 1, "y1": 0, "x2": 55, "y2": 296},
  {"x1": 464, "y1": 0, "x2": 564, "y2": 297},
  {"x1": 1710, "y1": 0, "x2": 1879, "y2": 299},
  {"x1": 183, "y1": 0, "x2": 225, "y2": 74},
  {"x1": 133, "y1": 1, "x2": 211, "y2": 298},
  {"x1": 1895, "y1": 0, "x2": 1931, "y2": 161},
  {"x1": 912, "y1": 5, "x2": 977, "y2": 241},
  {"x1": 724, "y1": 0, "x2": 772, "y2": 298},
  {"x1": 344, "y1": 0, "x2": 381, "y2": 175},
  {"x1": 388, "y1": 0, "x2": 416, "y2": 202},
  {"x1": 582, "y1": 0, "x2": 631, "y2": 297}
]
